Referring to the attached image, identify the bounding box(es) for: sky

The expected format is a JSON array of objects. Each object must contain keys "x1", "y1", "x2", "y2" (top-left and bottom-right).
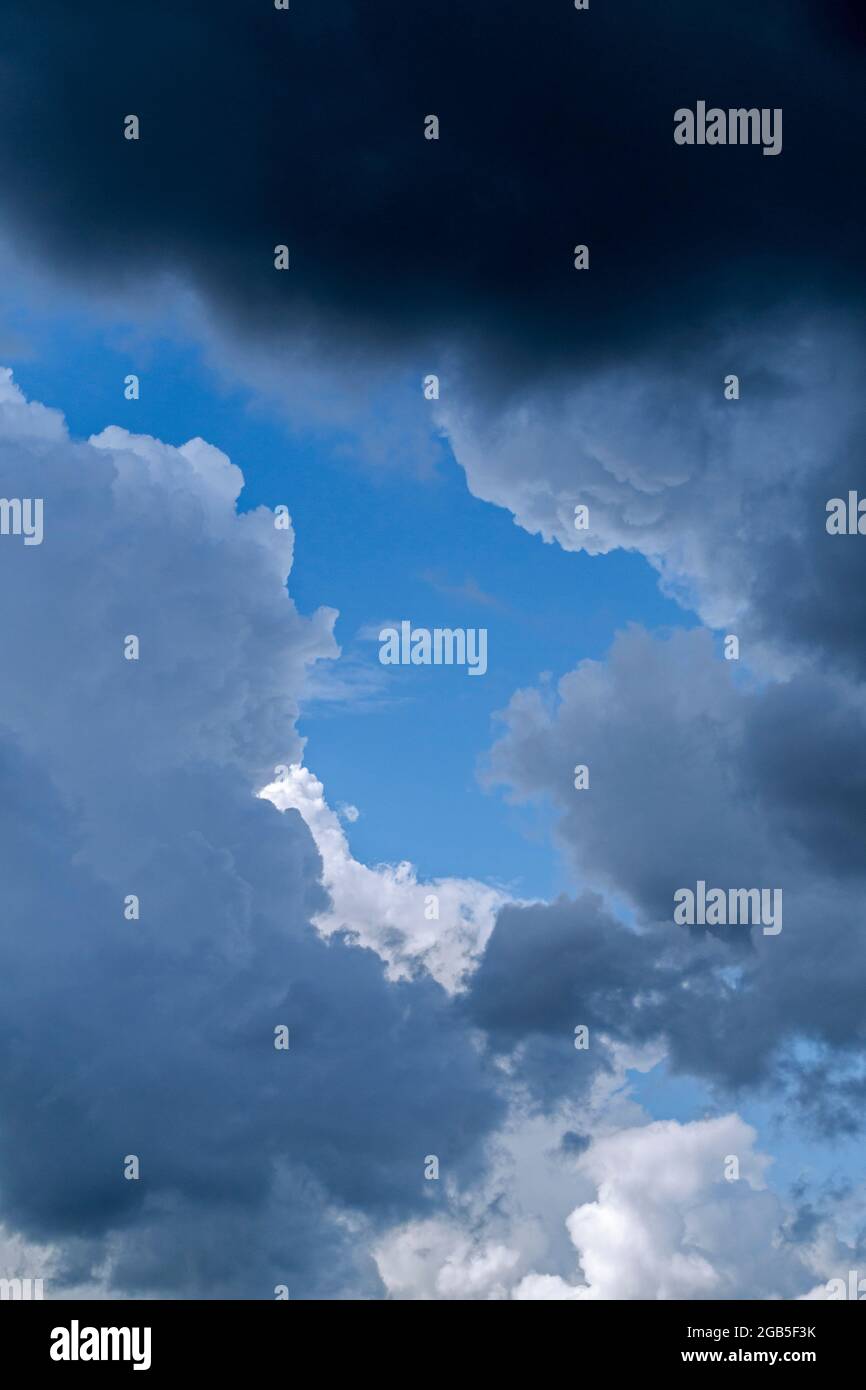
[
  {"x1": 0, "y1": 0, "x2": 865, "y2": 1301},
  {"x1": 1, "y1": 285, "x2": 692, "y2": 898}
]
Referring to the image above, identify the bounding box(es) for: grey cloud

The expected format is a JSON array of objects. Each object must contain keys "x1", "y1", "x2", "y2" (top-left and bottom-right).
[
  {"x1": 0, "y1": 371, "x2": 503, "y2": 1296},
  {"x1": 440, "y1": 321, "x2": 866, "y2": 680},
  {"x1": 474, "y1": 624, "x2": 866, "y2": 1107}
]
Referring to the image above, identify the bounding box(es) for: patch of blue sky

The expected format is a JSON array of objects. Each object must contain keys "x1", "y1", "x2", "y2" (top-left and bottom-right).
[{"x1": 2, "y1": 291, "x2": 697, "y2": 899}]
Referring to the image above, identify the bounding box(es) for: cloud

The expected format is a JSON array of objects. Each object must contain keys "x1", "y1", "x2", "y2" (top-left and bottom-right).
[
  {"x1": 261, "y1": 763, "x2": 509, "y2": 992},
  {"x1": 0, "y1": 2, "x2": 862, "y2": 388},
  {"x1": 476, "y1": 623, "x2": 866, "y2": 1110},
  {"x1": 374, "y1": 1219, "x2": 522, "y2": 1301},
  {"x1": 511, "y1": 1116, "x2": 834, "y2": 1301},
  {"x1": 373, "y1": 1046, "x2": 656, "y2": 1299},
  {"x1": 438, "y1": 320, "x2": 866, "y2": 679},
  {"x1": 419, "y1": 570, "x2": 508, "y2": 613},
  {"x1": 541, "y1": 1116, "x2": 777, "y2": 1300},
  {"x1": 376, "y1": 1114, "x2": 838, "y2": 1301},
  {"x1": 0, "y1": 369, "x2": 503, "y2": 1296}
]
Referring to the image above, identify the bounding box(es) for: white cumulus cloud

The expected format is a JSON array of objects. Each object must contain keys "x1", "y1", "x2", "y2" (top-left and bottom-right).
[{"x1": 261, "y1": 764, "x2": 510, "y2": 992}]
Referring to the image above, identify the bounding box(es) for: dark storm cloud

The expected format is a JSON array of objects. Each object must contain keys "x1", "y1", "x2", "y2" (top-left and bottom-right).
[
  {"x1": 0, "y1": 1, "x2": 863, "y2": 380},
  {"x1": 462, "y1": 890, "x2": 704, "y2": 1103},
  {"x1": 742, "y1": 671, "x2": 866, "y2": 874},
  {"x1": 0, "y1": 374, "x2": 502, "y2": 1297},
  {"x1": 471, "y1": 625, "x2": 866, "y2": 1107},
  {"x1": 743, "y1": 408, "x2": 866, "y2": 679},
  {"x1": 0, "y1": 747, "x2": 502, "y2": 1295},
  {"x1": 467, "y1": 893, "x2": 678, "y2": 1045}
]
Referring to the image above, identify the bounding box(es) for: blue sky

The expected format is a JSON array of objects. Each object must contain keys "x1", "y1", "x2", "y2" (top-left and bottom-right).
[{"x1": 3, "y1": 291, "x2": 694, "y2": 900}]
